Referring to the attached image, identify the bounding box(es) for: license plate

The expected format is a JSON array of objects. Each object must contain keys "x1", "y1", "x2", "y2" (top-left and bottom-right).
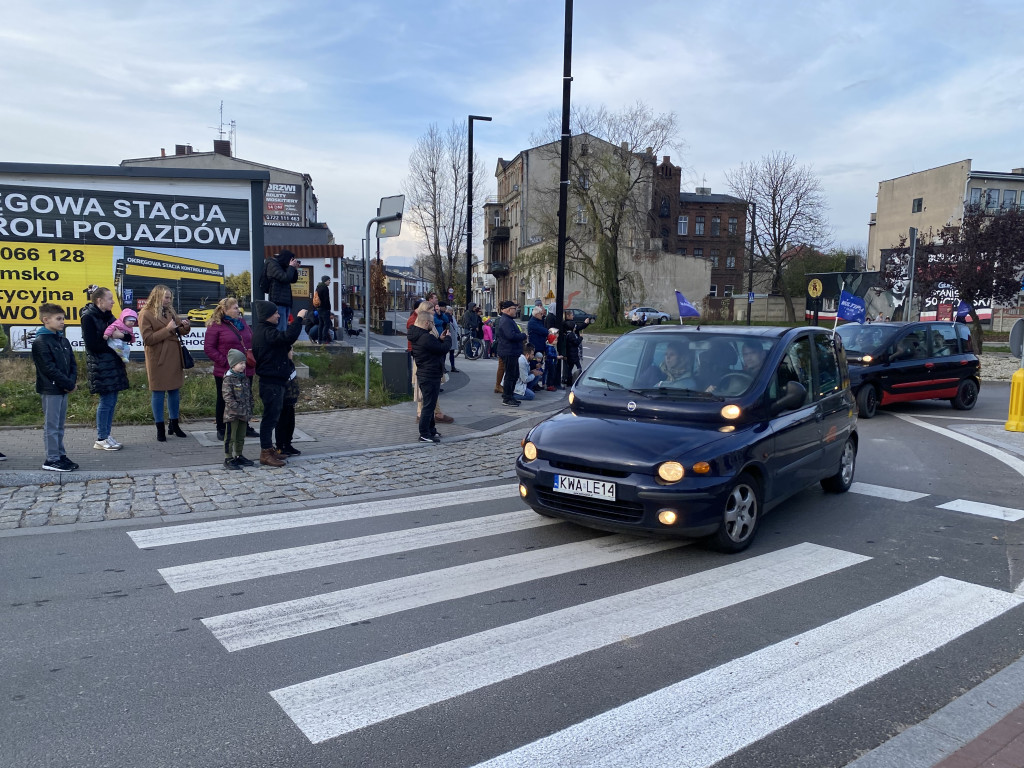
[{"x1": 553, "y1": 474, "x2": 616, "y2": 501}]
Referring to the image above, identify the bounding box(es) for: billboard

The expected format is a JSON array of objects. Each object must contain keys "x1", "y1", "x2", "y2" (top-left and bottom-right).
[
  {"x1": 0, "y1": 166, "x2": 264, "y2": 352},
  {"x1": 263, "y1": 182, "x2": 301, "y2": 227}
]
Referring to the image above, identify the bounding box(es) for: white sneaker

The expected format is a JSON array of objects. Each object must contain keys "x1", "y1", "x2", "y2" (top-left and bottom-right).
[
  {"x1": 106, "y1": 435, "x2": 123, "y2": 449},
  {"x1": 93, "y1": 437, "x2": 120, "y2": 451}
]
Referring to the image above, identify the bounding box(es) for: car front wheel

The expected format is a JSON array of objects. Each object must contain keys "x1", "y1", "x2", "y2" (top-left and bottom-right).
[
  {"x1": 821, "y1": 437, "x2": 856, "y2": 493},
  {"x1": 856, "y1": 385, "x2": 878, "y2": 419},
  {"x1": 708, "y1": 473, "x2": 761, "y2": 553},
  {"x1": 951, "y1": 379, "x2": 978, "y2": 410}
]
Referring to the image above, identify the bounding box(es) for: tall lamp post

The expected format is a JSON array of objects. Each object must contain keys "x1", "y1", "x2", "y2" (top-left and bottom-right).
[
  {"x1": 746, "y1": 200, "x2": 756, "y2": 326},
  {"x1": 467, "y1": 115, "x2": 491, "y2": 309}
]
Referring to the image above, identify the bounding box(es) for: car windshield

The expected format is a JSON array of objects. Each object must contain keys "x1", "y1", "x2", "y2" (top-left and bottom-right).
[
  {"x1": 580, "y1": 332, "x2": 777, "y2": 398},
  {"x1": 836, "y1": 325, "x2": 889, "y2": 356}
]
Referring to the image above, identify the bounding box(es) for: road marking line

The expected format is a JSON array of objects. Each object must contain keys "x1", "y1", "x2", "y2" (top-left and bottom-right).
[
  {"x1": 936, "y1": 499, "x2": 1024, "y2": 522},
  {"x1": 271, "y1": 543, "x2": 870, "y2": 743},
  {"x1": 127, "y1": 485, "x2": 520, "y2": 548},
  {"x1": 893, "y1": 413, "x2": 1024, "y2": 479},
  {"x1": 159, "y1": 510, "x2": 560, "y2": 592},
  {"x1": 850, "y1": 482, "x2": 929, "y2": 502},
  {"x1": 204, "y1": 535, "x2": 685, "y2": 652},
  {"x1": 472, "y1": 577, "x2": 1024, "y2": 768}
]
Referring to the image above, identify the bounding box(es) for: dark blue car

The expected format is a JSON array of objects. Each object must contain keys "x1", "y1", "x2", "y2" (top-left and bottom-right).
[{"x1": 516, "y1": 325, "x2": 858, "y2": 552}]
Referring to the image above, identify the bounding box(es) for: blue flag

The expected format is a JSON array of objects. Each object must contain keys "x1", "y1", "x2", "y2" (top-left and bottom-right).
[
  {"x1": 675, "y1": 290, "x2": 700, "y2": 319},
  {"x1": 837, "y1": 290, "x2": 866, "y2": 324},
  {"x1": 955, "y1": 300, "x2": 971, "y2": 319}
]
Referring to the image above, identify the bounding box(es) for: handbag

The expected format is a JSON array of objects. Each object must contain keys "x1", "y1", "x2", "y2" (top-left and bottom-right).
[
  {"x1": 179, "y1": 336, "x2": 195, "y2": 369},
  {"x1": 225, "y1": 321, "x2": 257, "y2": 369}
]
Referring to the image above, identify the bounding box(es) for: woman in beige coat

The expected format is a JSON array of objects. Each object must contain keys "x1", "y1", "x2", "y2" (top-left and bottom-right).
[{"x1": 139, "y1": 284, "x2": 191, "y2": 441}]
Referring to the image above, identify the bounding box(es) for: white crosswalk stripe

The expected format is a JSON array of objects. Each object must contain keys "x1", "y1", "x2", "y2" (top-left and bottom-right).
[
  {"x1": 127, "y1": 484, "x2": 519, "y2": 548},
  {"x1": 130, "y1": 483, "x2": 1024, "y2": 764},
  {"x1": 471, "y1": 577, "x2": 1024, "y2": 768},
  {"x1": 204, "y1": 534, "x2": 685, "y2": 652},
  {"x1": 936, "y1": 499, "x2": 1024, "y2": 522},
  {"x1": 159, "y1": 509, "x2": 560, "y2": 592},
  {"x1": 270, "y1": 542, "x2": 870, "y2": 743}
]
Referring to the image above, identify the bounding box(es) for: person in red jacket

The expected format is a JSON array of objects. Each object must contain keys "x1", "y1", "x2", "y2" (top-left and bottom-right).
[{"x1": 203, "y1": 297, "x2": 258, "y2": 441}]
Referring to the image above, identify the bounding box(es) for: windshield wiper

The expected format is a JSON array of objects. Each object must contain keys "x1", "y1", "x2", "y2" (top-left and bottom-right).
[{"x1": 587, "y1": 377, "x2": 651, "y2": 397}]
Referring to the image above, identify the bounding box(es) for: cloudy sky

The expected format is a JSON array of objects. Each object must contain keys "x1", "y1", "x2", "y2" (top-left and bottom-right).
[{"x1": 3, "y1": 0, "x2": 1022, "y2": 266}]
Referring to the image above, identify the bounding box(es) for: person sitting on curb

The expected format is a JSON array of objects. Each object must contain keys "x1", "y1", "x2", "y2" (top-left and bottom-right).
[{"x1": 514, "y1": 343, "x2": 539, "y2": 401}]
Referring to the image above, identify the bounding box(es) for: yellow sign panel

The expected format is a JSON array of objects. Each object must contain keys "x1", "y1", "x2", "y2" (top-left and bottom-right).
[
  {"x1": 292, "y1": 266, "x2": 312, "y2": 299},
  {"x1": 0, "y1": 241, "x2": 117, "y2": 324},
  {"x1": 808, "y1": 279, "x2": 823, "y2": 298}
]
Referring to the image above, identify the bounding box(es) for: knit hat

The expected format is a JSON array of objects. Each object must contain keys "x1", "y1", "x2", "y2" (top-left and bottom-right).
[{"x1": 227, "y1": 348, "x2": 247, "y2": 368}]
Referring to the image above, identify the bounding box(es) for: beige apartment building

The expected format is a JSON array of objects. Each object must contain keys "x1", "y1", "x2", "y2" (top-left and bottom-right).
[{"x1": 867, "y1": 159, "x2": 1024, "y2": 270}]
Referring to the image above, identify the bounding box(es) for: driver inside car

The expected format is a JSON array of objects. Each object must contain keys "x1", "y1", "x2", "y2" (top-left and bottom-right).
[{"x1": 741, "y1": 341, "x2": 767, "y2": 375}]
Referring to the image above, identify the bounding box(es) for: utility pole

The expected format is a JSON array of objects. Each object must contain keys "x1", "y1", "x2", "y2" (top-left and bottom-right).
[
  {"x1": 467, "y1": 115, "x2": 491, "y2": 309},
  {"x1": 554, "y1": 0, "x2": 574, "y2": 330},
  {"x1": 746, "y1": 200, "x2": 756, "y2": 326}
]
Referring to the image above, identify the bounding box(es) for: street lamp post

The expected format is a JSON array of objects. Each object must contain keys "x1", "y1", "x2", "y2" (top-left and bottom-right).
[
  {"x1": 746, "y1": 200, "x2": 756, "y2": 326},
  {"x1": 467, "y1": 115, "x2": 492, "y2": 310}
]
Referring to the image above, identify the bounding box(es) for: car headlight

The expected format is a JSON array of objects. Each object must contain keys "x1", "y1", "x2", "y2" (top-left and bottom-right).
[
  {"x1": 720, "y1": 404, "x2": 741, "y2": 420},
  {"x1": 523, "y1": 441, "x2": 538, "y2": 461},
  {"x1": 568, "y1": 391, "x2": 575, "y2": 405},
  {"x1": 657, "y1": 461, "x2": 684, "y2": 483}
]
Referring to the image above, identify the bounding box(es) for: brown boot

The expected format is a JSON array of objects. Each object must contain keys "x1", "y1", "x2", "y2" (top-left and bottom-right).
[{"x1": 259, "y1": 448, "x2": 286, "y2": 467}]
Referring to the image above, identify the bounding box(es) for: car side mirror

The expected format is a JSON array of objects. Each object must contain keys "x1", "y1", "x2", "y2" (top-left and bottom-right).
[{"x1": 771, "y1": 381, "x2": 808, "y2": 415}]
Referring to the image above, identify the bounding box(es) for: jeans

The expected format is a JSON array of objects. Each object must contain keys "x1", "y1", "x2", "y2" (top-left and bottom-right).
[
  {"x1": 417, "y1": 375, "x2": 440, "y2": 438},
  {"x1": 151, "y1": 389, "x2": 180, "y2": 422},
  {"x1": 318, "y1": 311, "x2": 332, "y2": 344},
  {"x1": 276, "y1": 399, "x2": 296, "y2": 449},
  {"x1": 514, "y1": 387, "x2": 535, "y2": 401},
  {"x1": 258, "y1": 379, "x2": 286, "y2": 450},
  {"x1": 41, "y1": 393, "x2": 68, "y2": 462},
  {"x1": 276, "y1": 305, "x2": 290, "y2": 332},
  {"x1": 96, "y1": 391, "x2": 118, "y2": 440}
]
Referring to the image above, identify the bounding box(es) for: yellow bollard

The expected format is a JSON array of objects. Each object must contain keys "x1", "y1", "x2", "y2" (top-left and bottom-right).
[{"x1": 1006, "y1": 366, "x2": 1024, "y2": 432}]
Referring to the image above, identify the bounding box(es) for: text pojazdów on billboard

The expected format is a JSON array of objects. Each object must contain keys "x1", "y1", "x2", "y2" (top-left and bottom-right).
[{"x1": 0, "y1": 185, "x2": 249, "y2": 250}]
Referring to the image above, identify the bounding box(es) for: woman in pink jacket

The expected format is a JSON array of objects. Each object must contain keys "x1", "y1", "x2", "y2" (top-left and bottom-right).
[{"x1": 203, "y1": 297, "x2": 256, "y2": 440}]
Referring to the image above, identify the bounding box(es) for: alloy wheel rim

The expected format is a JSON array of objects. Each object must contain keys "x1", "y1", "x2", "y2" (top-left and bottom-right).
[{"x1": 725, "y1": 484, "x2": 757, "y2": 542}]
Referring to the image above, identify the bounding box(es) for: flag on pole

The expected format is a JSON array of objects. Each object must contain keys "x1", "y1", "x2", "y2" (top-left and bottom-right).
[
  {"x1": 836, "y1": 290, "x2": 866, "y2": 324},
  {"x1": 675, "y1": 290, "x2": 700, "y2": 319},
  {"x1": 955, "y1": 300, "x2": 971, "y2": 319}
]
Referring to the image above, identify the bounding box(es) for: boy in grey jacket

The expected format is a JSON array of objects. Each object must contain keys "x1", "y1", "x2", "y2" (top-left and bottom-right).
[{"x1": 31, "y1": 303, "x2": 79, "y2": 472}]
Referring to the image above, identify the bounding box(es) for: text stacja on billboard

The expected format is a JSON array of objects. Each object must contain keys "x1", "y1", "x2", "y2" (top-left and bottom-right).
[
  {"x1": 0, "y1": 168, "x2": 264, "y2": 352},
  {"x1": 263, "y1": 182, "x2": 301, "y2": 227}
]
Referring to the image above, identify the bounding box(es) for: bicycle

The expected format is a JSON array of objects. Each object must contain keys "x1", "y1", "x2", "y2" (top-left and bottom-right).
[{"x1": 458, "y1": 330, "x2": 483, "y2": 360}]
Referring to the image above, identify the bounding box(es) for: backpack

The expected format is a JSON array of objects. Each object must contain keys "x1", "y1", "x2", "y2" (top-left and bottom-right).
[
  {"x1": 312, "y1": 290, "x2": 321, "y2": 308},
  {"x1": 258, "y1": 268, "x2": 270, "y2": 296}
]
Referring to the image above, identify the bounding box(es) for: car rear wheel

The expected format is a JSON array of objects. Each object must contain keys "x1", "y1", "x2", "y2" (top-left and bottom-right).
[
  {"x1": 708, "y1": 473, "x2": 761, "y2": 553},
  {"x1": 856, "y1": 385, "x2": 878, "y2": 419},
  {"x1": 821, "y1": 437, "x2": 856, "y2": 493},
  {"x1": 950, "y1": 379, "x2": 978, "y2": 410}
]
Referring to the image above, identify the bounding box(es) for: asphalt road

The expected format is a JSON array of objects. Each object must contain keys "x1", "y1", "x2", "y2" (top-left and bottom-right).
[{"x1": 3, "y1": 387, "x2": 1024, "y2": 768}]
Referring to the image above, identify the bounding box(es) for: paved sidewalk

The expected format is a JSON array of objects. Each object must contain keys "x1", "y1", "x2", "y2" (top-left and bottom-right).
[{"x1": 0, "y1": 351, "x2": 566, "y2": 529}]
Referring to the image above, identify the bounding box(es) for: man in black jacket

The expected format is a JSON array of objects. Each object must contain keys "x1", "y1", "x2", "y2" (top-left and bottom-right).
[
  {"x1": 80, "y1": 287, "x2": 129, "y2": 451},
  {"x1": 252, "y1": 300, "x2": 306, "y2": 467},
  {"x1": 496, "y1": 300, "x2": 526, "y2": 406},
  {"x1": 263, "y1": 250, "x2": 299, "y2": 332},
  {"x1": 314, "y1": 276, "x2": 333, "y2": 344},
  {"x1": 31, "y1": 303, "x2": 78, "y2": 471}
]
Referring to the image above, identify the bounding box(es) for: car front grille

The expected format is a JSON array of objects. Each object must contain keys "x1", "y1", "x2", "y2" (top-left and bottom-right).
[
  {"x1": 549, "y1": 461, "x2": 631, "y2": 479},
  {"x1": 536, "y1": 488, "x2": 644, "y2": 523}
]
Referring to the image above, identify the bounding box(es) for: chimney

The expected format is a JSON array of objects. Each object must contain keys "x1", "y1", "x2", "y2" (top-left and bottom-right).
[
  {"x1": 696, "y1": 186, "x2": 712, "y2": 195},
  {"x1": 174, "y1": 144, "x2": 187, "y2": 156},
  {"x1": 1012, "y1": 168, "x2": 1024, "y2": 175},
  {"x1": 213, "y1": 139, "x2": 231, "y2": 157},
  {"x1": 160, "y1": 148, "x2": 166, "y2": 157},
  {"x1": 621, "y1": 141, "x2": 628, "y2": 151},
  {"x1": 663, "y1": 156, "x2": 670, "y2": 165}
]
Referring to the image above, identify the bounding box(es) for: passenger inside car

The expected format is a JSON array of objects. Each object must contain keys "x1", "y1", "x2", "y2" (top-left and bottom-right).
[{"x1": 656, "y1": 342, "x2": 696, "y2": 388}]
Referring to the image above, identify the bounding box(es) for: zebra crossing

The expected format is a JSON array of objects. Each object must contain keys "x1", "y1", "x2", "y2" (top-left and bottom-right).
[{"x1": 129, "y1": 481, "x2": 1024, "y2": 766}]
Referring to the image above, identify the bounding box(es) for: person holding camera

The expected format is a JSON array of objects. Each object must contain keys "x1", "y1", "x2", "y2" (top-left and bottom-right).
[
  {"x1": 251, "y1": 300, "x2": 306, "y2": 467},
  {"x1": 139, "y1": 284, "x2": 191, "y2": 441},
  {"x1": 408, "y1": 301, "x2": 450, "y2": 443},
  {"x1": 263, "y1": 249, "x2": 300, "y2": 332}
]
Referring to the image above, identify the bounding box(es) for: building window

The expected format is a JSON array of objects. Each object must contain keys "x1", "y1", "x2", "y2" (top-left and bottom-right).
[
  {"x1": 678, "y1": 215, "x2": 688, "y2": 235},
  {"x1": 724, "y1": 285, "x2": 734, "y2": 297},
  {"x1": 579, "y1": 172, "x2": 590, "y2": 190},
  {"x1": 1002, "y1": 190, "x2": 1017, "y2": 209},
  {"x1": 580, "y1": 142, "x2": 589, "y2": 156},
  {"x1": 493, "y1": 211, "x2": 501, "y2": 227},
  {"x1": 726, "y1": 254, "x2": 736, "y2": 269},
  {"x1": 710, "y1": 248, "x2": 719, "y2": 268},
  {"x1": 576, "y1": 204, "x2": 587, "y2": 224},
  {"x1": 912, "y1": 197, "x2": 923, "y2": 213},
  {"x1": 711, "y1": 216, "x2": 721, "y2": 236},
  {"x1": 969, "y1": 188, "x2": 982, "y2": 205},
  {"x1": 694, "y1": 247, "x2": 703, "y2": 258},
  {"x1": 986, "y1": 189, "x2": 1000, "y2": 209},
  {"x1": 677, "y1": 248, "x2": 687, "y2": 256},
  {"x1": 659, "y1": 196, "x2": 670, "y2": 217},
  {"x1": 709, "y1": 284, "x2": 718, "y2": 298},
  {"x1": 728, "y1": 217, "x2": 738, "y2": 235},
  {"x1": 695, "y1": 216, "x2": 705, "y2": 236}
]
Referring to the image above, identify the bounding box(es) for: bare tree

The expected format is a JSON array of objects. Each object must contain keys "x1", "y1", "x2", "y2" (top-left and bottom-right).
[
  {"x1": 523, "y1": 102, "x2": 682, "y2": 325},
  {"x1": 725, "y1": 151, "x2": 831, "y2": 321},
  {"x1": 402, "y1": 121, "x2": 487, "y2": 299}
]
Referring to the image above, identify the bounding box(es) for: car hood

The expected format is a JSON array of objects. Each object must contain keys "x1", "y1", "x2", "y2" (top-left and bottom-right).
[{"x1": 529, "y1": 412, "x2": 742, "y2": 469}]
